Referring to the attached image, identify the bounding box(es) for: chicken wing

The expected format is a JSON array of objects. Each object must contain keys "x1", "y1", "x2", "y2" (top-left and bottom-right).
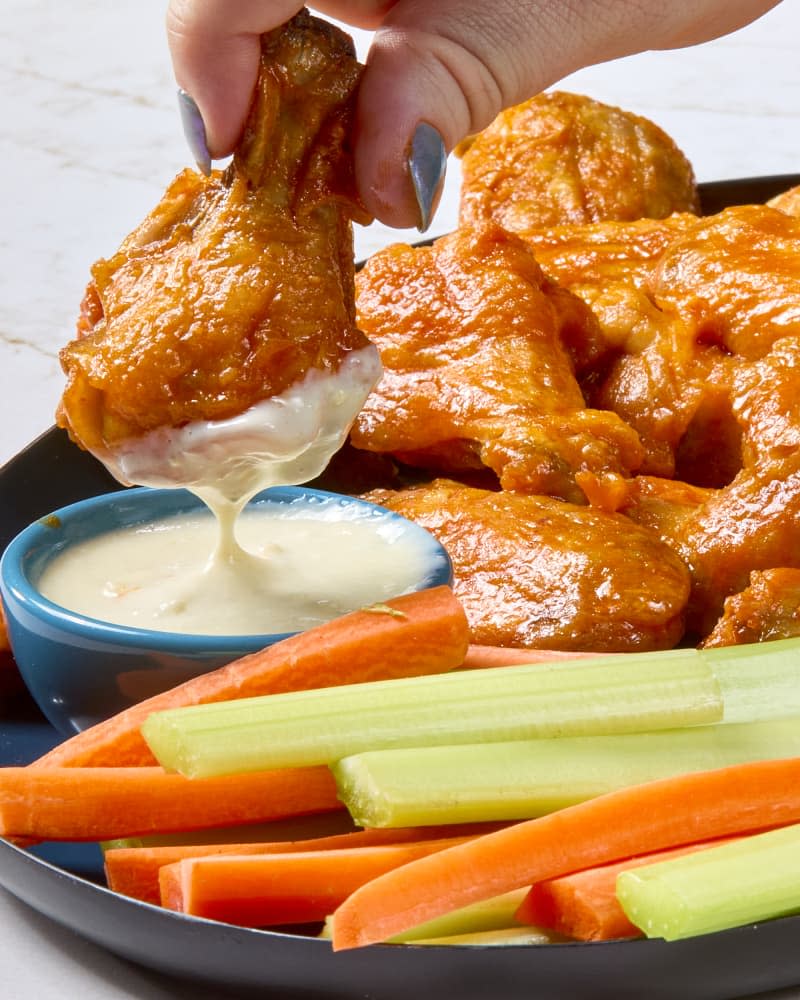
[
  {"x1": 622, "y1": 337, "x2": 800, "y2": 635},
  {"x1": 649, "y1": 205, "x2": 800, "y2": 360},
  {"x1": 767, "y1": 184, "x2": 800, "y2": 218},
  {"x1": 365, "y1": 479, "x2": 690, "y2": 651},
  {"x1": 520, "y1": 213, "x2": 712, "y2": 479},
  {"x1": 57, "y1": 11, "x2": 381, "y2": 500},
  {"x1": 352, "y1": 223, "x2": 643, "y2": 505},
  {"x1": 457, "y1": 92, "x2": 699, "y2": 232},
  {"x1": 701, "y1": 569, "x2": 800, "y2": 648}
]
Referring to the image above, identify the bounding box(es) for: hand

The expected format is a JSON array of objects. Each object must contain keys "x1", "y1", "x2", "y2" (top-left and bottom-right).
[{"x1": 166, "y1": 0, "x2": 781, "y2": 229}]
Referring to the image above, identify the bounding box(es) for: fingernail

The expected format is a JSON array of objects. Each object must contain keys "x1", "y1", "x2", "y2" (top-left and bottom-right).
[
  {"x1": 177, "y1": 89, "x2": 211, "y2": 176},
  {"x1": 408, "y1": 123, "x2": 447, "y2": 232}
]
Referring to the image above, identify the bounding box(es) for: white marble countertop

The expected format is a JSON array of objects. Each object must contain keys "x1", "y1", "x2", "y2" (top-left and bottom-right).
[{"x1": 2, "y1": 1, "x2": 800, "y2": 996}]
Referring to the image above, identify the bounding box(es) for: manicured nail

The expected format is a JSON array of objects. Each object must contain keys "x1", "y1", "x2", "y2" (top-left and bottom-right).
[
  {"x1": 177, "y1": 89, "x2": 211, "y2": 176},
  {"x1": 408, "y1": 123, "x2": 447, "y2": 232}
]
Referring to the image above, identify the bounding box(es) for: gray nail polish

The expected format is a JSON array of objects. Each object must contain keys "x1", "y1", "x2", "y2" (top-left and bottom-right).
[
  {"x1": 177, "y1": 89, "x2": 212, "y2": 176},
  {"x1": 408, "y1": 123, "x2": 447, "y2": 232}
]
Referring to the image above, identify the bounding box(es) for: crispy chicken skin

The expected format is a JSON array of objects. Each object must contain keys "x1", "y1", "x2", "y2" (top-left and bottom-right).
[
  {"x1": 457, "y1": 92, "x2": 699, "y2": 232},
  {"x1": 57, "y1": 11, "x2": 372, "y2": 455},
  {"x1": 520, "y1": 214, "x2": 699, "y2": 327},
  {"x1": 520, "y1": 214, "x2": 710, "y2": 479},
  {"x1": 649, "y1": 205, "x2": 800, "y2": 360},
  {"x1": 767, "y1": 184, "x2": 800, "y2": 218},
  {"x1": 701, "y1": 569, "x2": 800, "y2": 648},
  {"x1": 352, "y1": 223, "x2": 643, "y2": 504},
  {"x1": 365, "y1": 480, "x2": 690, "y2": 652},
  {"x1": 622, "y1": 337, "x2": 800, "y2": 635}
]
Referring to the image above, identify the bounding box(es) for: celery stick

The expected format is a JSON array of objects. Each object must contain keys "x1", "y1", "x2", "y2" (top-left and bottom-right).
[
  {"x1": 332, "y1": 718, "x2": 800, "y2": 827},
  {"x1": 145, "y1": 649, "x2": 698, "y2": 728},
  {"x1": 141, "y1": 653, "x2": 721, "y2": 778},
  {"x1": 318, "y1": 889, "x2": 530, "y2": 943},
  {"x1": 407, "y1": 926, "x2": 561, "y2": 946},
  {"x1": 387, "y1": 889, "x2": 530, "y2": 943},
  {"x1": 700, "y1": 636, "x2": 800, "y2": 723},
  {"x1": 616, "y1": 821, "x2": 800, "y2": 941}
]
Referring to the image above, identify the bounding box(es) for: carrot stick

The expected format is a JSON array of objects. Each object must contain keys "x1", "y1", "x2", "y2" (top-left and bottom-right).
[
  {"x1": 330, "y1": 756, "x2": 800, "y2": 950},
  {"x1": 523, "y1": 836, "x2": 741, "y2": 941},
  {"x1": 105, "y1": 822, "x2": 507, "y2": 904},
  {"x1": 461, "y1": 645, "x2": 605, "y2": 669},
  {"x1": 159, "y1": 836, "x2": 473, "y2": 925},
  {"x1": 32, "y1": 585, "x2": 468, "y2": 768},
  {"x1": 0, "y1": 765, "x2": 341, "y2": 841}
]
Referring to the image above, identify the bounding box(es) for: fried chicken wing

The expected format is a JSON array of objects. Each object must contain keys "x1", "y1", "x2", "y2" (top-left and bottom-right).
[
  {"x1": 701, "y1": 569, "x2": 800, "y2": 648},
  {"x1": 365, "y1": 480, "x2": 690, "y2": 651},
  {"x1": 622, "y1": 337, "x2": 800, "y2": 634},
  {"x1": 649, "y1": 205, "x2": 800, "y2": 360},
  {"x1": 767, "y1": 184, "x2": 800, "y2": 218},
  {"x1": 57, "y1": 11, "x2": 380, "y2": 498},
  {"x1": 352, "y1": 223, "x2": 643, "y2": 505},
  {"x1": 457, "y1": 92, "x2": 699, "y2": 232},
  {"x1": 519, "y1": 213, "x2": 713, "y2": 478}
]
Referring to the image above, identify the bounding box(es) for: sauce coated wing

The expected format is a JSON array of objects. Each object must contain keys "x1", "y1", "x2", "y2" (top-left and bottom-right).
[
  {"x1": 702, "y1": 569, "x2": 800, "y2": 648},
  {"x1": 58, "y1": 11, "x2": 373, "y2": 455},
  {"x1": 352, "y1": 224, "x2": 643, "y2": 504},
  {"x1": 366, "y1": 480, "x2": 690, "y2": 652},
  {"x1": 649, "y1": 205, "x2": 800, "y2": 360},
  {"x1": 458, "y1": 92, "x2": 699, "y2": 231}
]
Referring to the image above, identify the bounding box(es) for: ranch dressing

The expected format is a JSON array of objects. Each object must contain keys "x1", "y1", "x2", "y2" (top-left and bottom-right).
[
  {"x1": 44, "y1": 345, "x2": 414, "y2": 635},
  {"x1": 38, "y1": 499, "x2": 439, "y2": 636},
  {"x1": 93, "y1": 347, "x2": 382, "y2": 507}
]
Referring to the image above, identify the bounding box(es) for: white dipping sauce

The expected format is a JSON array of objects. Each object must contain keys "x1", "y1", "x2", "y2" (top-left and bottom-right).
[
  {"x1": 38, "y1": 499, "x2": 439, "y2": 636},
  {"x1": 93, "y1": 347, "x2": 383, "y2": 505},
  {"x1": 49, "y1": 343, "x2": 414, "y2": 636}
]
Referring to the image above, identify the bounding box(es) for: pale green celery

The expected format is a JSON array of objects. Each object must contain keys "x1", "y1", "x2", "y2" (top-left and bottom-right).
[
  {"x1": 319, "y1": 889, "x2": 530, "y2": 943},
  {"x1": 141, "y1": 653, "x2": 721, "y2": 778},
  {"x1": 387, "y1": 889, "x2": 530, "y2": 943},
  {"x1": 701, "y1": 636, "x2": 800, "y2": 723},
  {"x1": 406, "y1": 926, "x2": 561, "y2": 946},
  {"x1": 332, "y1": 717, "x2": 800, "y2": 827},
  {"x1": 616, "y1": 821, "x2": 800, "y2": 941}
]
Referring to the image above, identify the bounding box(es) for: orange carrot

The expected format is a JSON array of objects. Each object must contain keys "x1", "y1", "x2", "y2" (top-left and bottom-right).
[
  {"x1": 105, "y1": 822, "x2": 507, "y2": 904},
  {"x1": 523, "y1": 836, "x2": 741, "y2": 941},
  {"x1": 33, "y1": 585, "x2": 468, "y2": 768},
  {"x1": 0, "y1": 765, "x2": 341, "y2": 841},
  {"x1": 461, "y1": 645, "x2": 606, "y2": 669},
  {"x1": 330, "y1": 756, "x2": 800, "y2": 949},
  {"x1": 159, "y1": 836, "x2": 473, "y2": 925}
]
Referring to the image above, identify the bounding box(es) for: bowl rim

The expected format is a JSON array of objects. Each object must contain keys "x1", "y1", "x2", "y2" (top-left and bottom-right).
[{"x1": 0, "y1": 484, "x2": 452, "y2": 651}]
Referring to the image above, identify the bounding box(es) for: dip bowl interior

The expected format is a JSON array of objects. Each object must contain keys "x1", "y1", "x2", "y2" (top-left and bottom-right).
[{"x1": 0, "y1": 485, "x2": 452, "y2": 737}]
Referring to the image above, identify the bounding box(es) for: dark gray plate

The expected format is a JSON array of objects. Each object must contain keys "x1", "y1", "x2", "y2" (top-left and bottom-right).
[{"x1": 3, "y1": 175, "x2": 800, "y2": 999}]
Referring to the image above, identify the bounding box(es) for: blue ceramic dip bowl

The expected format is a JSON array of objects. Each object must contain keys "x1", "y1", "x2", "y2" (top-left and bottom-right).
[{"x1": 0, "y1": 485, "x2": 451, "y2": 736}]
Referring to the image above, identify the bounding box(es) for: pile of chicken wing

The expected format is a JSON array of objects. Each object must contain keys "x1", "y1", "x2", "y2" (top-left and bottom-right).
[
  {"x1": 56, "y1": 12, "x2": 800, "y2": 654},
  {"x1": 350, "y1": 92, "x2": 800, "y2": 652}
]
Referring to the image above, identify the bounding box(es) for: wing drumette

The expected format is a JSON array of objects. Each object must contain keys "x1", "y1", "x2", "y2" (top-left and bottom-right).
[{"x1": 57, "y1": 11, "x2": 380, "y2": 502}]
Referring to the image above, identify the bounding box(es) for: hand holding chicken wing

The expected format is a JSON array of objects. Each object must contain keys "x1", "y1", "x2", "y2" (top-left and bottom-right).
[{"x1": 58, "y1": 11, "x2": 380, "y2": 503}]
